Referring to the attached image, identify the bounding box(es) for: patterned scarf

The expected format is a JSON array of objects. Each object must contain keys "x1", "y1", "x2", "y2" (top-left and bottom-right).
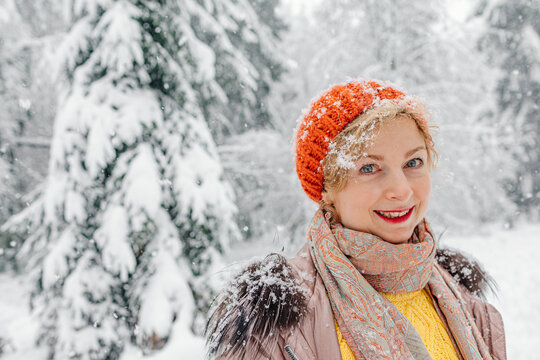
[{"x1": 308, "y1": 208, "x2": 492, "y2": 360}]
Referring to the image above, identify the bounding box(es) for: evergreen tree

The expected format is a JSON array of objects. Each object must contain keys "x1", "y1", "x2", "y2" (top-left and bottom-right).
[
  {"x1": 0, "y1": 0, "x2": 63, "y2": 270},
  {"x1": 0, "y1": 27, "x2": 14, "y2": 228},
  {"x1": 180, "y1": 0, "x2": 284, "y2": 141},
  {"x1": 478, "y1": 0, "x2": 540, "y2": 218},
  {"x1": 0, "y1": 0, "x2": 31, "y2": 267},
  {"x1": 249, "y1": 0, "x2": 287, "y2": 38},
  {"x1": 214, "y1": 0, "x2": 299, "y2": 244},
  {"x1": 3, "y1": 0, "x2": 282, "y2": 358}
]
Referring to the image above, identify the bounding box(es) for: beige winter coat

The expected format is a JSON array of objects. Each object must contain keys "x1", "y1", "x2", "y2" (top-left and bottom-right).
[{"x1": 206, "y1": 244, "x2": 506, "y2": 360}]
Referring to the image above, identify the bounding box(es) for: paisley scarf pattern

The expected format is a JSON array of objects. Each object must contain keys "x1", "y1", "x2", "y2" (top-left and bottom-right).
[{"x1": 308, "y1": 208, "x2": 492, "y2": 360}]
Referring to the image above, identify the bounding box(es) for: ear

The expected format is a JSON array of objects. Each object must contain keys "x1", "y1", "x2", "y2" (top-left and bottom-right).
[{"x1": 321, "y1": 190, "x2": 334, "y2": 204}]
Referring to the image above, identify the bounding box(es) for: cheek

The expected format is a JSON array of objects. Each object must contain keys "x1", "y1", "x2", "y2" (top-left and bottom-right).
[
  {"x1": 346, "y1": 185, "x2": 381, "y2": 212},
  {"x1": 336, "y1": 183, "x2": 375, "y2": 213},
  {"x1": 415, "y1": 174, "x2": 431, "y2": 202}
]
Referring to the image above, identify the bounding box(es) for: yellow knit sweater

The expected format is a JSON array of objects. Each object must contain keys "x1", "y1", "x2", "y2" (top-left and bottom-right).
[{"x1": 335, "y1": 288, "x2": 460, "y2": 360}]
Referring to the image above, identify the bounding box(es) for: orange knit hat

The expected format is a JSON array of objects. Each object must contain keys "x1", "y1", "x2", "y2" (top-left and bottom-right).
[{"x1": 295, "y1": 79, "x2": 410, "y2": 202}]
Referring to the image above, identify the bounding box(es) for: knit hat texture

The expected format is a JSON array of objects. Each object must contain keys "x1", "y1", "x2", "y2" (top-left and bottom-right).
[{"x1": 295, "y1": 79, "x2": 409, "y2": 202}]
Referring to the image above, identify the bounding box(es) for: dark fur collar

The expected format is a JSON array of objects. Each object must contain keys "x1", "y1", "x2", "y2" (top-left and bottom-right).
[
  {"x1": 435, "y1": 247, "x2": 496, "y2": 299},
  {"x1": 206, "y1": 246, "x2": 495, "y2": 359},
  {"x1": 206, "y1": 254, "x2": 307, "y2": 359}
]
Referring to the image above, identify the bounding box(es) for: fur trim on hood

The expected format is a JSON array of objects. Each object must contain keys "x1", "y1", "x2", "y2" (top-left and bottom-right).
[
  {"x1": 206, "y1": 254, "x2": 308, "y2": 359},
  {"x1": 435, "y1": 247, "x2": 497, "y2": 299}
]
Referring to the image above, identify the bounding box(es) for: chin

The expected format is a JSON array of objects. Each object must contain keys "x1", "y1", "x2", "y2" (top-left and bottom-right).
[
  {"x1": 380, "y1": 229, "x2": 415, "y2": 244},
  {"x1": 383, "y1": 237, "x2": 409, "y2": 244}
]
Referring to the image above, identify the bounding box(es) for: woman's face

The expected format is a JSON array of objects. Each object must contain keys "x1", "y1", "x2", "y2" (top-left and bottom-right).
[{"x1": 323, "y1": 115, "x2": 431, "y2": 244}]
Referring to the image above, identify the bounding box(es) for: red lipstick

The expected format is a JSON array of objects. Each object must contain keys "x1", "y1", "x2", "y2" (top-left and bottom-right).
[{"x1": 374, "y1": 207, "x2": 414, "y2": 224}]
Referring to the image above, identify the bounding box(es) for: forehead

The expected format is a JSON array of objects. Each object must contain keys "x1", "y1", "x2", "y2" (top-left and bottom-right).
[
  {"x1": 344, "y1": 114, "x2": 426, "y2": 157},
  {"x1": 367, "y1": 115, "x2": 426, "y2": 152}
]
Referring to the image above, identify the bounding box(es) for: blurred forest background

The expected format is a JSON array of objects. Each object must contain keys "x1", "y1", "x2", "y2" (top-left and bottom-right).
[{"x1": 0, "y1": 0, "x2": 538, "y2": 359}]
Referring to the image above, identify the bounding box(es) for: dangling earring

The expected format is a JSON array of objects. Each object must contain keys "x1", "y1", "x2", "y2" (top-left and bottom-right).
[{"x1": 324, "y1": 209, "x2": 332, "y2": 221}]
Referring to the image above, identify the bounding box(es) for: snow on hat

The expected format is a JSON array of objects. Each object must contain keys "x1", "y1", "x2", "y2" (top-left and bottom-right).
[{"x1": 295, "y1": 79, "x2": 417, "y2": 202}]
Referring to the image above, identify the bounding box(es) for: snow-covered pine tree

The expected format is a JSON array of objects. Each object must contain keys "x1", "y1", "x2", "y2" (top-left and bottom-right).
[
  {"x1": 182, "y1": 0, "x2": 285, "y2": 142},
  {"x1": 249, "y1": 0, "x2": 287, "y2": 38},
  {"x1": 478, "y1": 0, "x2": 540, "y2": 219},
  {"x1": 0, "y1": 11, "x2": 14, "y2": 228},
  {"x1": 2, "y1": 0, "x2": 283, "y2": 358},
  {"x1": 0, "y1": 0, "x2": 33, "y2": 266},
  {"x1": 212, "y1": 0, "x2": 304, "y2": 244},
  {"x1": 0, "y1": 0, "x2": 65, "y2": 265}
]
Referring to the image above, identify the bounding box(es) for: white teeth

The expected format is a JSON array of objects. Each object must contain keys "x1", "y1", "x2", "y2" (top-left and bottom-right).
[{"x1": 376, "y1": 209, "x2": 410, "y2": 219}]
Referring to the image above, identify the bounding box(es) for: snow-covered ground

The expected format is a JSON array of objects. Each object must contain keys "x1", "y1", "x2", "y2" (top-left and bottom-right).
[
  {"x1": 0, "y1": 272, "x2": 46, "y2": 360},
  {"x1": 1, "y1": 222, "x2": 539, "y2": 359}
]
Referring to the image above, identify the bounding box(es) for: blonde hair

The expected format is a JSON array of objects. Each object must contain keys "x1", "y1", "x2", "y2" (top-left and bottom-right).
[{"x1": 320, "y1": 100, "x2": 437, "y2": 226}]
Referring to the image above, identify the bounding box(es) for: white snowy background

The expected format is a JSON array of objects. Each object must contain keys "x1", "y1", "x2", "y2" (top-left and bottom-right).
[{"x1": 1, "y1": 0, "x2": 539, "y2": 359}]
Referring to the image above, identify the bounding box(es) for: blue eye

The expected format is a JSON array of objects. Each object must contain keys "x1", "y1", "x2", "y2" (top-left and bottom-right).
[
  {"x1": 406, "y1": 158, "x2": 423, "y2": 168},
  {"x1": 359, "y1": 164, "x2": 377, "y2": 174}
]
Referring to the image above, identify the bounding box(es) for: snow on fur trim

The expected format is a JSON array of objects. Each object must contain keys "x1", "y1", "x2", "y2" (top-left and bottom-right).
[
  {"x1": 436, "y1": 247, "x2": 497, "y2": 300},
  {"x1": 205, "y1": 253, "x2": 307, "y2": 359}
]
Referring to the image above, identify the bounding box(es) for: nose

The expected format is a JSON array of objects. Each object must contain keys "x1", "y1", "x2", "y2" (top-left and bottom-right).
[{"x1": 384, "y1": 170, "x2": 413, "y2": 201}]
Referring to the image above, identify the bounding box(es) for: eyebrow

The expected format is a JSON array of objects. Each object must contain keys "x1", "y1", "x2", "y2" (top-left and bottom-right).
[{"x1": 365, "y1": 146, "x2": 427, "y2": 161}]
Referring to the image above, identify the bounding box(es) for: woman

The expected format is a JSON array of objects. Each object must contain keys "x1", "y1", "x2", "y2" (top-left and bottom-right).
[{"x1": 206, "y1": 80, "x2": 506, "y2": 360}]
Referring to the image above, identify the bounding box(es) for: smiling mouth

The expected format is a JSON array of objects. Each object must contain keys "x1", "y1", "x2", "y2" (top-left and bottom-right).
[{"x1": 374, "y1": 207, "x2": 414, "y2": 223}]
